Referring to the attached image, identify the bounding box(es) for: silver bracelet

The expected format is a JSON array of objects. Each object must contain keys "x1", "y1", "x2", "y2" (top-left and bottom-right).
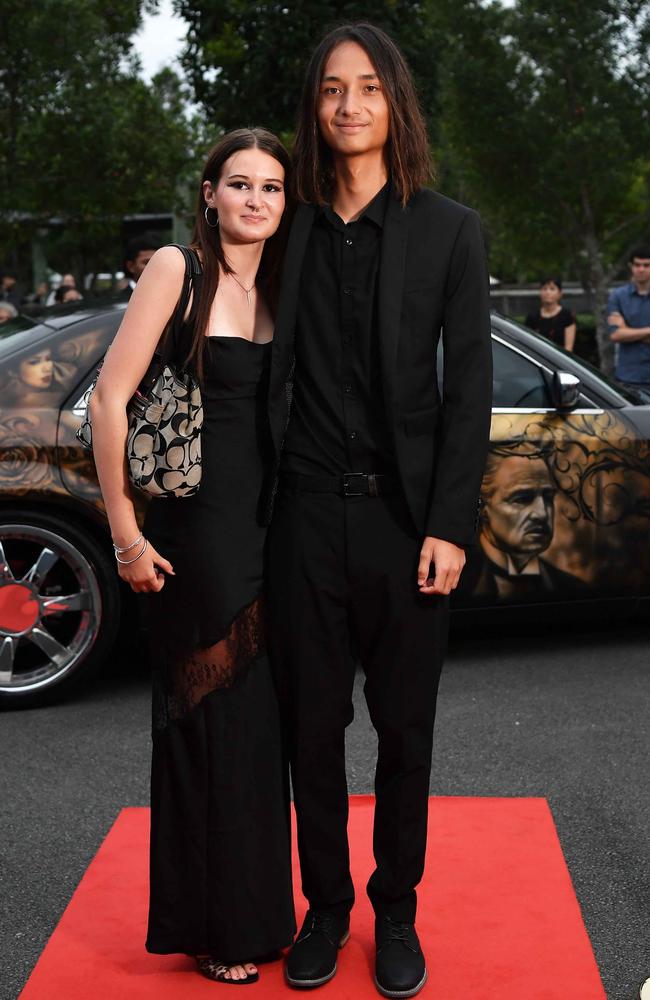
[
  {"x1": 115, "y1": 538, "x2": 148, "y2": 565},
  {"x1": 113, "y1": 532, "x2": 143, "y2": 554}
]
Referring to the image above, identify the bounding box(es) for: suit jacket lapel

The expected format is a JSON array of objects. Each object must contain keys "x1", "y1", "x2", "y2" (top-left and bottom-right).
[
  {"x1": 272, "y1": 202, "x2": 316, "y2": 362},
  {"x1": 378, "y1": 191, "x2": 410, "y2": 412},
  {"x1": 268, "y1": 202, "x2": 315, "y2": 448}
]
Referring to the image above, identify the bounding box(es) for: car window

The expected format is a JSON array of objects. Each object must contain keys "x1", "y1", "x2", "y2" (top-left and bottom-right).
[
  {"x1": 0, "y1": 315, "x2": 38, "y2": 339},
  {"x1": 492, "y1": 339, "x2": 553, "y2": 408}
]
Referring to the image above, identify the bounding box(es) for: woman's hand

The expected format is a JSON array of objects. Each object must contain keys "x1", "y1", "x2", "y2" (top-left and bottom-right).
[{"x1": 116, "y1": 539, "x2": 175, "y2": 593}]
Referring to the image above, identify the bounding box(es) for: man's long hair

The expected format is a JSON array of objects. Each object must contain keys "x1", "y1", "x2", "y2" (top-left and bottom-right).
[{"x1": 292, "y1": 23, "x2": 431, "y2": 207}]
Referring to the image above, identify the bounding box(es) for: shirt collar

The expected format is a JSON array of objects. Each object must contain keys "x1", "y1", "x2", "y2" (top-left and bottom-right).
[{"x1": 320, "y1": 180, "x2": 390, "y2": 230}]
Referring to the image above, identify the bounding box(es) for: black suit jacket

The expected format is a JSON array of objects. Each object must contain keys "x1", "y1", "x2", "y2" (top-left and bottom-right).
[{"x1": 267, "y1": 187, "x2": 493, "y2": 546}]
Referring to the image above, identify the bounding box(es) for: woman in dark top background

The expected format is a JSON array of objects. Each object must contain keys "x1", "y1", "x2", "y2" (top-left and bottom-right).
[{"x1": 525, "y1": 277, "x2": 577, "y2": 351}]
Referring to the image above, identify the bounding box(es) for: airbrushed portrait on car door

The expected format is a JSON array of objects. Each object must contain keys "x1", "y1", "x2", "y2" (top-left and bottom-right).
[
  {"x1": 0, "y1": 326, "x2": 111, "y2": 503},
  {"x1": 461, "y1": 410, "x2": 650, "y2": 604}
]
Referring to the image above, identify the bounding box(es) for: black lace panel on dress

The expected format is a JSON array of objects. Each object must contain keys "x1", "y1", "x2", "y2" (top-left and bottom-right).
[{"x1": 152, "y1": 596, "x2": 265, "y2": 731}]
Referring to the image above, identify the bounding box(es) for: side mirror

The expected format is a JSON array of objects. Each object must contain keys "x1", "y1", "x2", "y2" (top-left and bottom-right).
[{"x1": 553, "y1": 370, "x2": 581, "y2": 411}]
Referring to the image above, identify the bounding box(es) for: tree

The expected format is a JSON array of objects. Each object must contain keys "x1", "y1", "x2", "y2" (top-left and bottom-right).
[
  {"x1": 436, "y1": 0, "x2": 650, "y2": 371},
  {"x1": 0, "y1": 0, "x2": 196, "y2": 280},
  {"x1": 174, "y1": 0, "x2": 442, "y2": 144}
]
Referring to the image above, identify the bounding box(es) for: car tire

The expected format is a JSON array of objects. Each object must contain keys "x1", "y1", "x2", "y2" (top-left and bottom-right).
[{"x1": 0, "y1": 509, "x2": 121, "y2": 706}]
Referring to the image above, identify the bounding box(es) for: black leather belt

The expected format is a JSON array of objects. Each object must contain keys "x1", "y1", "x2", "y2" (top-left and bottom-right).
[{"x1": 282, "y1": 472, "x2": 400, "y2": 497}]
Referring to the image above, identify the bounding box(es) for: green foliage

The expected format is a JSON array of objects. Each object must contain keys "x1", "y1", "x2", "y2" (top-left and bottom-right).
[
  {"x1": 0, "y1": 0, "x2": 196, "y2": 274},
  {"x1": 436, "y1": 0, "x2": 650, "y2": 283},
  {"x1": 174, "y1": 0, "x2": 442, "y2": 142}
]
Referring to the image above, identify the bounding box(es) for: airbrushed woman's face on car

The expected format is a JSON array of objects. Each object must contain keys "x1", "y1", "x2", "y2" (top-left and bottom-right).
[
  {"x1": 18, "y1": 349, "x2": 54, "y2": 389},
  {"x1": 203, "y1": 148, "x2": 286, "y2": 245}
]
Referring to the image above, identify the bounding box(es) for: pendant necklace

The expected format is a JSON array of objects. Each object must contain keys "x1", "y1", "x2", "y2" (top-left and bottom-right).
[{"x1": 229, "y1": 272, "x2": 255, "y2": 306}]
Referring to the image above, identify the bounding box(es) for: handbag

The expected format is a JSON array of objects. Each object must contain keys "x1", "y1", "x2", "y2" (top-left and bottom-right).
[{"x1": 77, "y1": 245, "x2": 204, "y2": 498}]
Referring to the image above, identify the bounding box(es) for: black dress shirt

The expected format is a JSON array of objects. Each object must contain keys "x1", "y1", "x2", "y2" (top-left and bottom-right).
[{"x1": 281, "y1": 183, "x2": 395, "y2": 477}]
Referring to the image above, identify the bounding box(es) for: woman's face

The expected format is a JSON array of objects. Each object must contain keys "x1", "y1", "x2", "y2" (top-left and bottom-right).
[
  {"x1": 540, "y1": 282, "x2": 562, "y2": 306},
  {"x1": 18, "y1": 349, "x2": 54, "y2": 389},
  {"x1": 204, "y1": 148, "x2": 286, "y2": 245}
]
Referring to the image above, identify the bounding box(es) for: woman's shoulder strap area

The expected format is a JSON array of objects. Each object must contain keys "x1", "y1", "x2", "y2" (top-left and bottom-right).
[{"x1": 168, "y1": 243, "x2": 203, "y2": 276}]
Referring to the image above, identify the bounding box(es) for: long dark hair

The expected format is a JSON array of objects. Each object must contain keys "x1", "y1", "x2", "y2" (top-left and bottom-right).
[
  {"x1": 293, "y1": 23, "x2": 431, "y2": 207},
  {"x1": 186, "y1": 127, "x2": 291, "y2": 381}
]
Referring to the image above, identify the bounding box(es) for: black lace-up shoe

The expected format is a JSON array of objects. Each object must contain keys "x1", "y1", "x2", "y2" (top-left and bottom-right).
[
  {"x1": 285, "y1": 909, "x2": 350, "y2": 989},
  {"x1": 374, "y1": 916, "x2": 427, "y2": 999}
]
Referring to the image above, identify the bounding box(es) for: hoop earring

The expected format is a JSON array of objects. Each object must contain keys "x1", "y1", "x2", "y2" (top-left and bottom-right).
[{"x1": 204, "y1": 205, "x2": 219, "y2": 229}]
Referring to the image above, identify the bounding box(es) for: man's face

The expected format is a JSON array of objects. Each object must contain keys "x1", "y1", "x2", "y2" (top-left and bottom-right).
[
  {"x1": 482, "y1": 457, "x2": 557, "y2": 557},
  {"x1": 317, "y1": 41, "x2": 390, "y2": 159},
  {"x1": 630, "y1": 257, "x2": 650, "y2": 290},
  {"x1": 127, "y1": 249, "x2": 156, "y2": 280}
]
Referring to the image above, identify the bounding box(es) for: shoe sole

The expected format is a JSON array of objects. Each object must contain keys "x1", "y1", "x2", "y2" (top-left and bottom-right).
[
  {"x1": 285, "y1": 930, "x2": 350, "y2": 990},
  {"x1": 374, "y1": 967, "x2": 428, "y2": 999}
]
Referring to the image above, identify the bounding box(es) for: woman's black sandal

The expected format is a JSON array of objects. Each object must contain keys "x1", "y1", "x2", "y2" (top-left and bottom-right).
[{"x1": 196, "y1": 957, "x2": 260, "y2": 985}]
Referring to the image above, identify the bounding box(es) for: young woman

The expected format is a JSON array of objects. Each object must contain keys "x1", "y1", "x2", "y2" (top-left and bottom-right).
[
  {"x1": 525, "y1": 277, "x2": 577, "y2": 351},
  {"x1": 89, "y1": 129, "x2": 295, "y2": 985}
]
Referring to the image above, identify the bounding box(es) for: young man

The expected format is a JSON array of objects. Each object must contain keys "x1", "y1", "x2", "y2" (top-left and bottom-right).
[
  {"x1": 267, "y1": 23, "x2": 492, "y2": 999},
  {"x1": 608, "y1": 246, "x2": 650, "y2": 394},
  {"x1": 118, "y1": 233, "x2": 160, "y2": 298}
]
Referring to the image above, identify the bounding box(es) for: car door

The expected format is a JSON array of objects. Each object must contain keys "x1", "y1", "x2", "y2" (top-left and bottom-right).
[{"x1": 455, "y1": 333, "x2": 650, "y2": 608}]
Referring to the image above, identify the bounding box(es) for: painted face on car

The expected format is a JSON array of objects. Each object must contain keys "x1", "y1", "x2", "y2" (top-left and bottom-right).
[
  {"x1": 482, "y1": 456, "x2": 557, "y2": 557},
  {"x1": 18, "y1": 349, "x2": 54, "y2": 390}
]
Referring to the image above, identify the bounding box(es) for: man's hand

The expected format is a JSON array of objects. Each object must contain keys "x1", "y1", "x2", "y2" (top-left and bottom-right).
[{"x1": 418, "y1": 536, "x2": 466, "y2": 595}]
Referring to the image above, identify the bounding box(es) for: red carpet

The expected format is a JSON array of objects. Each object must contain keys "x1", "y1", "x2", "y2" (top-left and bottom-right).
[{"x1": 19, "y1": 797, "x2": 605, "y2": 999}]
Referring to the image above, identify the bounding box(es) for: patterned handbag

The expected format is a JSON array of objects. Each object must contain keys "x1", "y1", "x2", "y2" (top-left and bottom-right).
[{"x1": 77, "y1": 245, "x2": 204, "y2": 498}]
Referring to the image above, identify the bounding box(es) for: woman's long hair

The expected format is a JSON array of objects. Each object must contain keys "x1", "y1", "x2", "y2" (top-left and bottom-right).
[
  {"x1": 293, "y1": 23, "x2": 431, "y2": 207},
  {"x1": 186, "y1": 127, "x2": 292, "y2": 382}
]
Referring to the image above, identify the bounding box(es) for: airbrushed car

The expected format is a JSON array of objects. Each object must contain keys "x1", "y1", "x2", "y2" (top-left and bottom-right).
[{"x1": 2, "y1": 303, "x2": 650, "y2": 703}]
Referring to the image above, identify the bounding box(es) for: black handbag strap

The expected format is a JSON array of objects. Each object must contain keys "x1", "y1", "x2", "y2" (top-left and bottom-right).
[{"x1": 162, "y1": 244, "x2": 203, "y2": 368}]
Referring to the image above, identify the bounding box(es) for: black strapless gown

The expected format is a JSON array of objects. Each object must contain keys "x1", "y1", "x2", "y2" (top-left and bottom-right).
[{"x1": 143, "y1": 336, "x2": 295, "y2": 959}]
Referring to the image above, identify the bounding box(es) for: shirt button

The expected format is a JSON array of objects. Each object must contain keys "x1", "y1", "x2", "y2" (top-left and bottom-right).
[
  {"x1": 348, "y1": 431, "x2": 358, "y2": 440},
  {"x1": 343, "y1": 383, "x2": 352, "y2": 393},
  {"x1": 343, "y1": 286, "x2": 352, "y2": 295},
  {"x1": 345, "y1": 239, "x2": 353, "y2": 247}
]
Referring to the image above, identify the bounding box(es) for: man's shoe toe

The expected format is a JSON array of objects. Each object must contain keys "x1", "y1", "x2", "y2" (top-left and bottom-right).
[
  {"x1": 374, "y1": 966, "x2": 427, "y2": 999},
  {"x1": 285, "y1": 910, "x2": 349, "y2": 989},
  {"x1": 374, "y1": 917, "x2": 427, "y2": 999}
]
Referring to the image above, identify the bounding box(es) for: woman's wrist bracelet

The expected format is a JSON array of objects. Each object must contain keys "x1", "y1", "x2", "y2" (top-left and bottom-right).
[
  {"x1": 113, "y1": 532, "x2": 143, "y2": 554},
  {"x1": 115, "y1": 538, "x2": 148, "y2": 565}
]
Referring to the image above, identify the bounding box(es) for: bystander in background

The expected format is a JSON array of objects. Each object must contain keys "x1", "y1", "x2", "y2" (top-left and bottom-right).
[
  {"x1": 116, "y1": 233, "x2": 160, "y2": 299},
  {"x1": 46, "y1": 273, "x2": 78, "y2": 306},
  {"x1": 608, "y1": 246, "x2": 650, "y2": 394},
  {"x1": 54, "y1": 286, "x2": 82, "y2": 304},
  {"x1": 0, "y1": 302, "x2": 18, "y2": 323},
  {"x1": 0, "y1": 271, "x2": 22, "y2": 308},
  {"x1": 525, "y1": 277, "x2": 576, "y2": 351},
  {"x1": 23, "y1": 282, "x2": 49, "y2": 306}
]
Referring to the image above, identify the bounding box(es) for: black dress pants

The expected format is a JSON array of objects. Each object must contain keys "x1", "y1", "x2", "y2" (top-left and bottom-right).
[{"x1": 267, "y1": 486, "x2": 449, "y2": 924}]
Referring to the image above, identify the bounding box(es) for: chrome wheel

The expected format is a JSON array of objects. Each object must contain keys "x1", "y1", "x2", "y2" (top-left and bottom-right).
[{"x1": 0, "y1": 523, "x2": 103, "y2": 694}]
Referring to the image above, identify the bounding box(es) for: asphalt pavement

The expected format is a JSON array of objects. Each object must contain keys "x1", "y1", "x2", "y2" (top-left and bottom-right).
[{"x1": 1, "y1": 619, "x2": 649, "y2": 1000}]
